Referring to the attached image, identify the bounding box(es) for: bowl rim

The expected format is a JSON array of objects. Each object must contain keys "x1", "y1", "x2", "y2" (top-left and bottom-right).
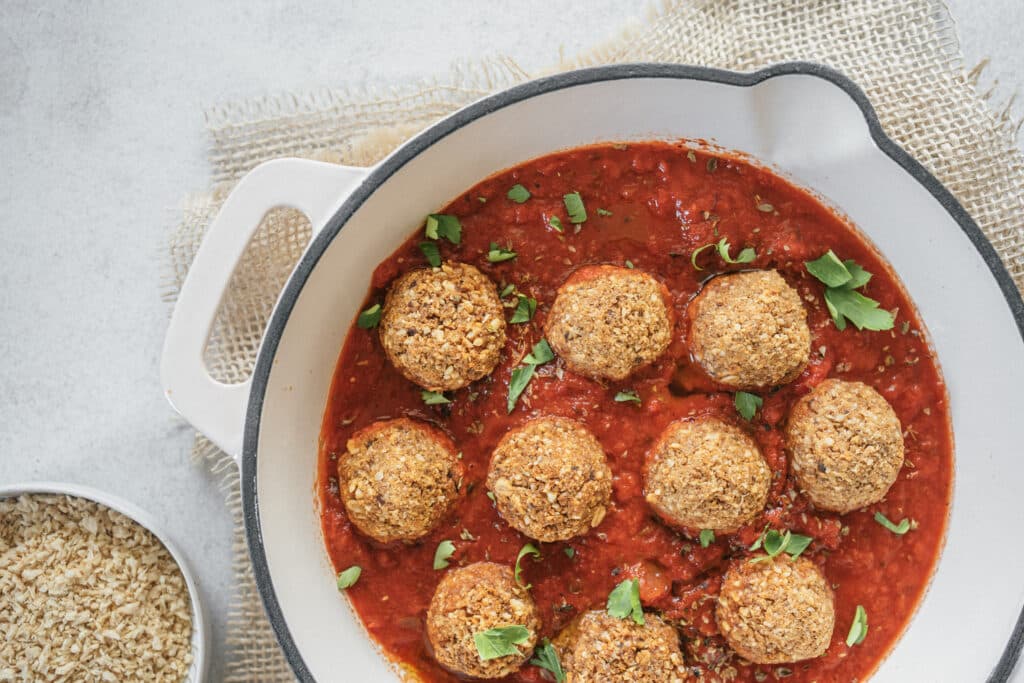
[
  {"x1": 239, "y1": 61, "x2": 1024, "y2": 682},
  {"x1": 0, "y1": 481, "x2": 210, "y2": 683}
]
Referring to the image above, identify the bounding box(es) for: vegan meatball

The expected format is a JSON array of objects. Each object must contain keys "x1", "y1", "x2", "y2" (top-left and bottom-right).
[
  {"x1": 716, "y1": 557, "x2": 835, "y2": 664},
  {"x1": 426, "y1": 562, "x2": 541, "y2": 679},
  {"x1": 644, "y1": 418, "x2": 770, "y2": 532},
  {"x1": 688, "y1": 270, "x2": 810, "y2": 389},
  {"x1": 545, "y1": 265, "x2": 673, "y2": 381},
  {"x1": 338, "y1": 418, "x2": 463, "y2": 544},
  {"x1": 554, "y1": 610, "x2": 688, "y2": 683},
  {"x1": 379, "y1": 262, "x2": 506, "y2": 391},
  {"x1": 786, "y1": 378, "x2": 905, "y2": 513},
  {"x1": 487, "y1": 417, "x2": 612, "y2": 542}
]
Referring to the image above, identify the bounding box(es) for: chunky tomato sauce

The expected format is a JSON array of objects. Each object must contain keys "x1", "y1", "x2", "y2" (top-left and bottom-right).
[{"x1": 318, "y1": 142, "x2": 953, "y2": 682}]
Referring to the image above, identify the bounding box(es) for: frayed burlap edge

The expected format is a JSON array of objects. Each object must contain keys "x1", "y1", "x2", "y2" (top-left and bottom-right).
[{"x1": 162, "y1": 1, "x2": 1024, "y2": 681}]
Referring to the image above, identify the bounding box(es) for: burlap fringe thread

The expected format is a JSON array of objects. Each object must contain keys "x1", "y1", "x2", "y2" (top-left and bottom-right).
[{"x1": 162, "y1": 1, "x2": 1024, "y2": 680}]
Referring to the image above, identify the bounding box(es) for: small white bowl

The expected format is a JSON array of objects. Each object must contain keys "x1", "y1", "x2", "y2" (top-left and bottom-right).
[{"x1": 0, "y1": 482, "x2": 209, "y2": 683}]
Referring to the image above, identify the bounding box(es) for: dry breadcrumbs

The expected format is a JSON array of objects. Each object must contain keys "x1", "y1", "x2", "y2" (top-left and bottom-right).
[{"x1": 0, "y1": 494, "x2": 193, "y2": 682}]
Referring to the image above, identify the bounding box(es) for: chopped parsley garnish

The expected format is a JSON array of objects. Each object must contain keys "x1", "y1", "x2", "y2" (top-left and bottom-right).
[
  {"x1": 564, "y1": 547, "x2": 575, "y2": 559},
  {"x1": 487, "y1": 242, "x2": 517, "y2": 263},
  {"x1": 624, "y1": 260, "x2": 634, "y2": 269},
  {"x1": 336, "y1": 566, "x2": 361, "y2": 590},
  {"x1": 356, "y1": 304, "x2": 382, "y2": 329},
  {"x1": 421, "y1": 390, "x2": 451, "y2": 405},
  {"x1": 474, "y1": 625, "x2": 531, "y2": 660},
  {"x1": 509, "y1": 295, "x2": 537, "y2": 324},
  {"x1": 514, "y1": 543, "x2": 541, "y2": 588},
  {"x1": 614, "y1": 390, "x2": 641, "y2": 405},
  {"x1": 607, "y1": 578, "x2": 644, "y2": 625},
  {"x1": 419, "y1": 241, "x2": 441, "y2": 267},
  {"x1": 874, "y1": 511, "x2": 912, "y2": 535},
  {"x1": 507, "y1": 184, "x2": 531, "y2": 203},
  {"x1": 424, "y1": 213, "x2": 462, "y2": 244},
  {"x1": 749, "y1": 529, "x2": 813, "y2": 562},
  {"x1": 563, "y1": 191, "x2": 587, "y2": 224},
  {"x1": 433, "y1": 540, "x2": 455, "y2": 570},
  {"x1": 530, "y1": 639, "x2": 566, "y2": 682},
  {"x1": 523, "y1": 338, "x2": 555, "y2": 365},
  {"x1": 846, "y1": 605, "x2": 868, "y2": 646},
  {"x1": 805, "y1": 250, "x2": 894, "y2": 331},
  {"x1": 699, "y1": 529, "x2": 715, "y2": 548},
  {"x1": 549, "y1": 215, "x2": 564, "y2": 233},
  {"x1": 691, "y1": 237, "x2": 756, "y2": 270},
  {"x1": 597, "y1": 208, "x2": 613, "y2": 217},
  {"x1": 507, "y1": 339, "x2": 555, "y2": 413},
  {"x1": 499, "y1": 283, "x2": 516, "y2": 298},
  {"x1": 735, "y1": 391, "x2": 763, "y2": 420}
]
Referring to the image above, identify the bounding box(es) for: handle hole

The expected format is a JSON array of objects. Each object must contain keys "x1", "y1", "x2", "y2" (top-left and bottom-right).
[{"x1": 202, "y1": 206, "x2": 312, "y2": 383}]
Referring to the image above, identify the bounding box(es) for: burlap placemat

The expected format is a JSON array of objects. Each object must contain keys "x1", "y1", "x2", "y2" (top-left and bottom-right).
[{"x1": 163, "y1": 1, "x2": 1024, "y2": 680}]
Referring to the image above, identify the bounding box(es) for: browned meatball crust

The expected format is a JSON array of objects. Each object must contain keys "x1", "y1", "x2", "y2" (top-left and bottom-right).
[
  {"x1": 545, "y1": 265, "x2": 673, "y2": 381},
  {"x1": 689, "y1": 270, "x2": 810, "y2": 389},
  {"x1": 338, "y1": 418, "x2": 463, "y2": 543},
  {"x1": 426, "y1": 562, "x2": 541, "y2": 678},
  {"x1": 379, "y1": 262, "x2": 506, "y2": 391},
  {"x1": 786, "y1": 378, "x2": 905, "y2": 513}
]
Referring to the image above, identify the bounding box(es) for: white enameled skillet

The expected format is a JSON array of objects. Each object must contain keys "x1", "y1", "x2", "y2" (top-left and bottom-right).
[{"x1": 161, "y1": 63, "x2": 1024, "y2": 682}]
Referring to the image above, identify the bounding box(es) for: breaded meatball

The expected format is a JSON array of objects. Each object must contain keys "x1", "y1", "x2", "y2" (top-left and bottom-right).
[
  {"x1": 379, "y1": 262, "x2": 506, "y2": 391},
  {"x1": 786, "y1": 378, "x2": 905, "y2": 513},
  {"x1": 426, "y1": 562, "x2": 541, "y2": 679},
  {"x1": 644, "y1": 418, "x2": 770, "y2": 532},
  {"x1": 487, "y1": 417, "x2": 612, "y2": 542},
  {"x1": 716, "y1": 557, "x2": 835, "y2": 664},
  {"x1": 338, "y1": 418, "x2": 463, "y2": 544},
  {"x1": 545, "y1": 265, "x2": 673, "y2": 381},
  {"x1": 554, "y1": 610, "x2": 689, "y2": 683},
  {"x1": 689, "y1": 270, "x2": 810, "y2": 389}
]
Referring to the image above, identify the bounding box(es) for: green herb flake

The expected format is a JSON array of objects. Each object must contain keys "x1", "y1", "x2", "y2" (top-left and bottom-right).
[
  {"x1": 699, "y1": 529, "x2": 715, "y2": 548},
  {"x1": 421, "y1": 390, "x2": 451, "y2": 405},
  {"x1": 477, "y1": 196, "x2": 488, "y2": 203},
  {"x1": 717, "y1": 237, "x2": 756, "y2": 264},
  {"x1": 606, "y1": 578, "x2": 644, "y2": 625},
  {"x1": 486, "y1": 491, "x2": 496, "y2": 502},
  {"x1": 706, "y1": 157, "x2": 718, "y2": 173},
  {"x1": 487, "y1": 242, "x2": 517, "y2": 263},
  {"x1": 514, "y1": 543, "x2": 541, "y2": 588},
  {"x1": 549, "y1": 215, "x2": 564, "y2": 233},
  {"x1": 786, "y1": 533, "x2": 813, "y2": 558},
  {"x1": 507, "y1": 184, "x2": 531, "y2": 203},
  {"x1": 523, "y1": 338, "x2": 555, "y2": 365},
  {"x1": 499, "y1": 283, "x2": 516, "y2": 298},
  {"x1": 806, "y1": 251, "x2": 895, "y2": 332},
  {"x1": 433, "y1": 540, "x2": 456, "y2": 570},
  {"x1": 530, "y1": 639, "x2": 566, "y2": 683},
  {"x1": 624, "y1": 260, "x2": 634, "y2": 269},
  {"x1": 690, "y1": 243, "x2": 716, "y2": 271},
  {"x1": 356, "y1": 304, "x2": 382, "y2": 329},
  {"x1": 874, "y1": 511, "x2": 912, "y2": 535},
  {"x1": 735, "y1": 391, "x2": 763, "y2": 420},
  {"x1": 564, "y1": 547, "x2": 575, "y2": 559},
  {"x1": 597, "y1": 208, "x2": 613, "y2": 217},
  {"x1": 419, "y1": 241, "x2": 441, "y2": 267},
  {"x1": 846, "y1": 605, "x2": 868, "y2": 647},
  {"x1": 508, "y1": 339, "x2": 555, "y2": 413},
  {"x1": 757, "y1": 202, "x2": 775, "y2": 213},
  {"x1": 509, "y1": 295, "x2": 537, "y2": 324},
  {"x1": 474, "y1": 625, "x2": 531, "y2": 660},
  {"x1": 749, "y1": 529, "x2": 813, "y2": 562},
  {"x1": 506, "y1": 364, "x2": 536, "y2": 414},
  {"x1": 424, "y1": 213, "x2": 462, "y2": 244},
  {"x1": 336, "y1": 566, "x2": 362, "y2": 590},
  {"x1": 806, "y1": 250, "x2": 853, "y2": 287},
  {"x1": 563, "y1": 192, "x2": 588, "y2": 224},
  {"x1": 614, "y1": 390, "x2": 641, "y2": 405}
]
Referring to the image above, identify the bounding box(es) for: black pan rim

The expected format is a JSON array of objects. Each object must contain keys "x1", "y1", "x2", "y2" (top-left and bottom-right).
[{"x1": 239, "y1": 61, "x2": 1024, "y2": 683}]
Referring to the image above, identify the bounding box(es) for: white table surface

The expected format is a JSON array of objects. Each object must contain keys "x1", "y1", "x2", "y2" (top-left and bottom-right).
[{"x1": 1, "y1": 2, "x2": 1021, "y2": 681}]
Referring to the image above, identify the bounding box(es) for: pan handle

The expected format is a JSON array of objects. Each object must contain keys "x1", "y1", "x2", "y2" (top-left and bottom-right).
[{"x1": 160, "y1": 158, "x2": 370, "y2": 461}]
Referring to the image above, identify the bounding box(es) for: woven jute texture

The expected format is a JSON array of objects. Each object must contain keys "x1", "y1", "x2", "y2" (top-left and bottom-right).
[{"x1": 163, "y1": 1, "x2": 1024, "y2": 680}]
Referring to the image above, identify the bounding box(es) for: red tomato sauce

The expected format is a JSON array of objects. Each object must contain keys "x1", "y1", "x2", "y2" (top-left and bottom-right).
[{"x1": 317, "y1": 142, "x2": 953, "y2": 682}]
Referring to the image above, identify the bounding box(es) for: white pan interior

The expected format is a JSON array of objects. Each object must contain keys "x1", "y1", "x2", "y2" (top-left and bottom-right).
[{"x1": 252, "y1": 72, "x2": 1024, "y2": 681}]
